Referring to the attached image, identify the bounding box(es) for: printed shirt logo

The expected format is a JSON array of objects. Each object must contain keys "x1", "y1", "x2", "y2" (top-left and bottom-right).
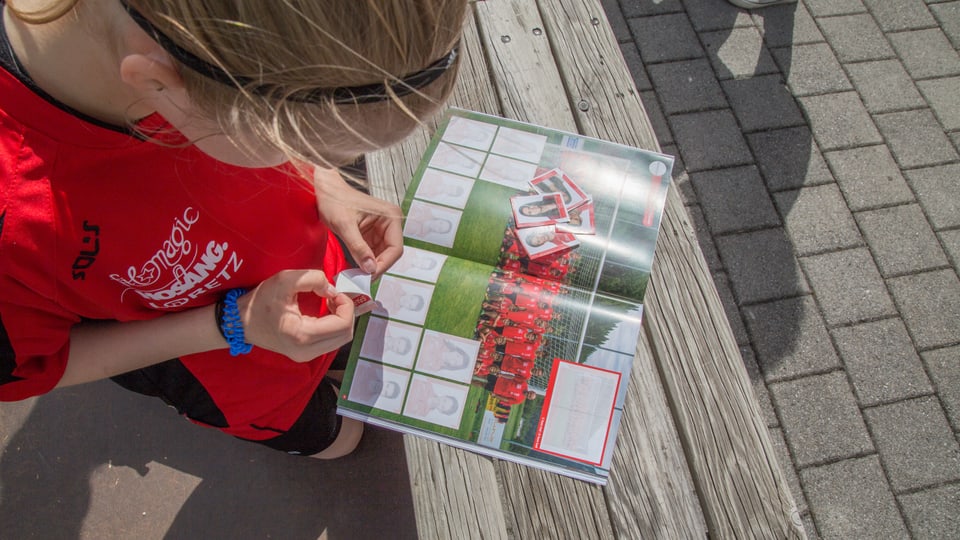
[
  {"x1": 110, "y1": 207, "x2": 243, "y2": 309},
  {"x1": 72, "y1": 221, "x2": 101, "y2": 280}
]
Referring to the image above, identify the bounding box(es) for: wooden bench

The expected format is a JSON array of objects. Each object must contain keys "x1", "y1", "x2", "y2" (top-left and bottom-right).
[{"x1": 369, "y1": 1, "x2": 805, "y2": 538}]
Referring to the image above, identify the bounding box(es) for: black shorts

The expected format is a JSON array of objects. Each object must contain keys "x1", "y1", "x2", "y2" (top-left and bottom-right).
[
  {"x1": 244, "y1": 376, "x2": 342, "y2": 456},
  {"x1": 243, "y1": 340, "x2": 353, "y2": 455},
  {"x1": 111, "y1": 345, "x2": 353, "y2": 456}
]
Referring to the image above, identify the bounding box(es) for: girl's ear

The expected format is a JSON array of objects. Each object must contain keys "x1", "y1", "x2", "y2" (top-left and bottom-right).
[
  {"x1": 118, "y1": 51, "x2": 184, "y2": 97},
  {"x1": 118, "y1": 50, "x2": 196, "y2": 130}
]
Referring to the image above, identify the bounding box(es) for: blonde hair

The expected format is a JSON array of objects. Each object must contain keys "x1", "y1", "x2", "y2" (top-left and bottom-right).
[
  {"x1": 7, "y1": 0, "x2": 80, "y2": 23},
  {"x1": 12, "y1": 0, "x2": 466, "y2": 168}
]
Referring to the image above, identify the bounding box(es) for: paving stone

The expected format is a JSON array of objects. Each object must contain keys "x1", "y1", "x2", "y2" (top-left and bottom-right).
[
  {"x1": 800, "y1": 248, "x2": 896, "y2": 326},
  {"x1": 921, "y1": 345, "x2": 960, "y2": 432},
  {"x1": 716, "y1": 228, "x2": 810, "y2": 304},
  {"x1": 942, "y1": 229, "x2": 960, "y2": 271},
  {"x1": 767, "y1": 426, "x2": 807, "y2": 515},
  {"x1": 691, "y1": 166, "x2": 781, "y2": 234},
  {"x1": 906, "y1": 164, "x2": 960, "y2": 230},
  {"x1": 888, "y1": 270, "x2": 960, "y2": 350},
  {"x1": 862, "y1": 0, "x2": 938, "y2": 31},
  {"x1": 741, "y1": 346, "x2": 778, "y2": 427},
  {"x1": 669, "y1": 109, "x2": 752, "y2": 172},
  {"x1": 845, "y1": 59, "x2": 927, "y2": 114},
  {"x1": 640, "y1": 90, "x2": 674, "y2": 146},
  {"x1": 618, "y1": 43, "x2": 652, "y2": 91},
  {"x1": 743, "y1": 296, "x2": 841, "y2": 382},
  {"x1": 771, "y1": 43, "x2": 852, "y2": 97},
  {"x1": 774, "y1": 184, "x2": 862, "y2": 256},
  {"x1": 648, "y1": 58, "x2": 728, "y2": 115},
  {"x1": 770, "y1": 371, "x2": 873, "y2": 467},
  {"x1": 619, "y1": 0, "x2": 683, "y2": 17},
  {"x1": 931, "y1": 1, "x2": 960, "y2": 49},
  {"x1": 682, "y1": 0, "x2": 753, "y2": 32},
  {"x1": 917, "y1": 76, "x2": 960, "y2": 131},
  {"x1": 686, "y1": 205, "x2": 722, "y2": 271},
  {"x1": 803, "y1": 0, "x2": 867, "y2": 18},
  {"x1": 801, "y1": 456, "x2": 909, "y2": 539},
  {"x1": 888, "y1": 28, "x2": 960, "y2": 79},
  {"x1": 723, "y1": 75, "x2": 806, "y2": 132},
  {"x1": 747, "y1": 126, "x2": 834, "y2": 192},
  {"x1": 817, "y1": 14, "x2": 896, "y2": 63},
  {"x1": 831, "y1": 318, "x2": 934, "y2": 406},
  {"x1": 824, "y1": 145, "x2": 914, "y2": 211},
  {"x1": 899, "y1": 483, "x2": 960, "y2": 540},
  {"x1": 628, "y1": 14, "x2": 704, "y2": 64},
  {"x1": 701, "y1": 27, "x2": 780, "y2": 81},
  {"x1": 799, "y1": 92, "x2": 883, "y2": 151},
  {"x1": 876, "y1": 109, "x2": 960, "y2": 169},
  {"x1": 855, "y1": 204, "x2": 949, "y2": 277},
  {"x1": 755, "y1": 2, "x2": 824, "y2": 48},
  {"x1": 865, "y1": 396, "x2": 960, "y2": 492},
  {"x1": 714, "y1": 272, "x2": 751, "y2": 346},
  {"x1": 602, "y1": 0, "x2": 633, "y2": 43}
]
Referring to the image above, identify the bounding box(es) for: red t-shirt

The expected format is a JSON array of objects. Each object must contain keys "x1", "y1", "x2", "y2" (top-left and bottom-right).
[
  {"x1": 500, "y1": 309, "x2": 539, "y2": 327},
  {"x1": 499, "y1": 356, "x2": 535, "y2": 380},
  {"x1": 492, "y1": 377, "x2": 528, "y2": 405},
  {"x1": 0, "y1": 65, "x2": 348, "y2": 439},
  {"x1": 500, "y1": 341, "x2": 538, "y2": 361}
]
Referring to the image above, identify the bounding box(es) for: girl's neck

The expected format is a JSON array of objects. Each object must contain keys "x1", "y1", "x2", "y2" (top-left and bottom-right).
[{"x1": 3, "y1": 1, "x2": 138, "y2": 126}]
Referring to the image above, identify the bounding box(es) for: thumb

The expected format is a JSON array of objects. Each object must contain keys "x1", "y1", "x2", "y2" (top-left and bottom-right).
[
  {"x1": 289, "y1": 269, "x2": 338, "y2": 299},
  {"x1": 336, "y1": 225, "x2": 378, "y2": 275}
]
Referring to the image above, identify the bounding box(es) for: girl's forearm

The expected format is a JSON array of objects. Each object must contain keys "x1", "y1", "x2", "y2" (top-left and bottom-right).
[{"x1": 58, "y1": 305, "x2": 227, "y2": 388}]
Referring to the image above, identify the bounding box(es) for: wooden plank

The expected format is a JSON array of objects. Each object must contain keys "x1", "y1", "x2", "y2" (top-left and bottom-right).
[
  {"x1": 367, "y1": 14, "x2": 510, "y2": 540},
  {"x1": 368, "y1": 1, "x2": 716, "y2": 538},
  {"x1": 461, "y1": 4, "x2": 616, "y2": 538},
  {"x1": 470, "y1": 1, "x2": 708, "y2": 539},
  {"x1": 605, "y1": 340, "x2": 707, "y2": 538},
  {"x1": 472, "y1": 1, "x2": 573, "y2": 129},
  {"x1": 534, "y1": 1, "x2": 806, "y2": 538},
  {"x1": 475, "y1": 0, "x2": 706, "y2": 537}
]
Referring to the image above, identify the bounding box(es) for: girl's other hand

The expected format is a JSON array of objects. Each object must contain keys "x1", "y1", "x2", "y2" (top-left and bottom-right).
[
  {"x1": 313, "y1": 167, "x2": 404, "y2": 279},
  {"x1": 238, "y1": 270, "x2": 354, "y2": 363}
]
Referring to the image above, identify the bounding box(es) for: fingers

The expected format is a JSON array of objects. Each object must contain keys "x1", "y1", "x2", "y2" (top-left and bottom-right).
[
  {"x1": 312, "y1": 167, "x2": 404, "y2": 278},
  {"x1": 246, "y1": 269, "x2": 356, "y2": 363},
  {"x1": 370, "y1": 215, "x2": 404, "y2": 278},
  {"x1": 337, "y1": 223, "x2": 379, "y2": 275},
  {"x1": 288, "y1": 268, "x2": 339, "y2": 299},
  {"x1": 280, "y1": 296, "x2": 354, "y2": 362},
  {"x1": 284, "y1": 268, "x2": 355, "y2": 331}
]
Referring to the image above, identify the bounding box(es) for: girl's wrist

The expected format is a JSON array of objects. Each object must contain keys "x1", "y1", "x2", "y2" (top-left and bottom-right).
[{"x1": 216, "y1": 289, "x2": 253, "y2": 356}]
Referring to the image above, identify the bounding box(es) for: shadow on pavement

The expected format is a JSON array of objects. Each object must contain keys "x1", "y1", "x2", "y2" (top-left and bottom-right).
[
  {"x1": 690, "y1": 1, "x2": 807, "y2": 379},
  {"x1": 0, "y1": 380, "x2": 418, "y2": 540}
]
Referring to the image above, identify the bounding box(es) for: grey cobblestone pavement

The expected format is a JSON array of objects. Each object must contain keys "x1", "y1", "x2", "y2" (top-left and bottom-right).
[{"x1": 602, "y1": 0, "x2": 960, "y2": 537}]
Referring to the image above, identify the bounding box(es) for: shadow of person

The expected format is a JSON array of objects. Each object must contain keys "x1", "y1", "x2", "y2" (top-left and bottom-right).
[
  {"x1": 680, "y1": 0, "x2": 812, "y2": 382},
  {"x1": 0, "y1": 380, "x2": 418, "y2": 540}
]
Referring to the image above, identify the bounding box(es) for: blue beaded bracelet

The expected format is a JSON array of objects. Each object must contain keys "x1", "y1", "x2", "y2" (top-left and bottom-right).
[{"x1": 216, "y1": 288, "x2": 253, "y2": 356}]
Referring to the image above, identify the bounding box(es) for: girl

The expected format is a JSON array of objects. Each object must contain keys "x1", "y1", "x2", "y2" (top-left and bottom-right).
[{"x1": 0, "y1": 0, "x2": 466, "y2": 458}]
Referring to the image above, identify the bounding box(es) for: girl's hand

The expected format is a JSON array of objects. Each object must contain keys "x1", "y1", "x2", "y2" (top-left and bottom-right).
[
  {"x1": 313, "y1": 167, "x2": 404, "y2": 279},
  {"x1": 237, "y1": 270, "x2": 354, "y2": 363}
]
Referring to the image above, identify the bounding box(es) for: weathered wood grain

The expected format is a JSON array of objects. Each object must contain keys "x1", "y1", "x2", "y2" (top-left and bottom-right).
[
  {"x1": 471, "y1": 2, "x2": 709, "y2": 538},
  {"x1": 368, "y1": 1, "x2": 802, "y2": 538},
  {"x1": 533, "y1": 1, "x2": 804, "y2": 538},
  {"x1": 368, "y1": 14, "x2": 511, "y2": 540}
]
